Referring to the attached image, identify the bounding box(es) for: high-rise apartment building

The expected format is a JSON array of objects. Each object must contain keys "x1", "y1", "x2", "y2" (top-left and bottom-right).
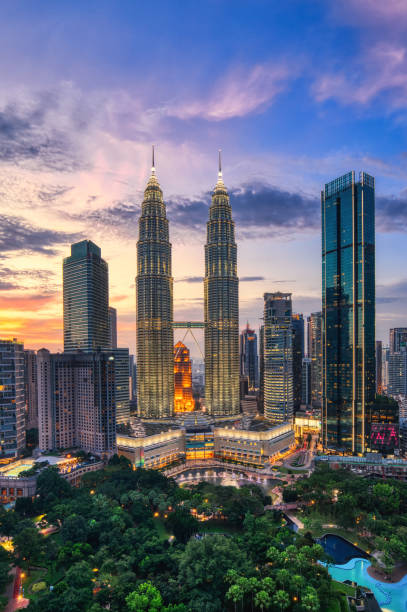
[
  {"x1": 0, "y1": 339, "x2": 25, "y2": 457},
  {"x1": 174, "y1": 341, "x2": 194, "y2": 413},
  {"x1": 108, "y1": 307, "x2": 118, "y2": 349},
  {"x1": 111, "y1": 348, "x2": 130, "y2": 424},
  {"x1": 136, "y1": 151, "x2": 174, "y2": 419},
  {"x1": 24, "y1": 349, "x2": 38, "y2": 429},
  {"x1": 263, "y1": 292, "x2": 293, "y2": 423},
  {"x1": 301, "y1": 357, "x2": 312, "y2": 407},
  {"x1": 258, "y1": 325, "x2": 264, "y2": 413},
  {"x1": 388, "y1": 349, "x2": 407, "y2": 397},
  {"x1": 292, "y1": 313, "x2": 304, "y2": 412},
  {"x1": 63, "y1": 240, "x2": 109, "y2": 352},
  {"x1": 322, "y1": 171, "x2": 375, "y2": 453},
  {"x1": 376, "y1": 340, "x2": 383, "y2": 395},
  {"x1": 37, "y1": 349, "x2": 116, "y2": 458},
  {"x1": 240, "y1": 324, "x2": 259, "y2": 390},
  {"x1": 390, "y1": 329, "x2": 407, "y2": 355},
  {"x1": 204, "y1": 154, "x2": 239, "y2": 417},
  {"x1": 307, "y1": 312, "x2": 322, "y2": 408}
]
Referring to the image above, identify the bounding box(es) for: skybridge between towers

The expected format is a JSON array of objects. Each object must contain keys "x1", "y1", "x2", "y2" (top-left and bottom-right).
[{"x1": 172, "y1": 322, "x2": 205, "y2": 359}]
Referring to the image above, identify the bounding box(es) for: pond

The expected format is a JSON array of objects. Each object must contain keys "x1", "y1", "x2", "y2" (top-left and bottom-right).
[
  {"x1": 177, "y1": 468, "x2": 281, "y2": 496},
  {"x1": 326, "y1": 557, "x2": 407, "y2": 612}
]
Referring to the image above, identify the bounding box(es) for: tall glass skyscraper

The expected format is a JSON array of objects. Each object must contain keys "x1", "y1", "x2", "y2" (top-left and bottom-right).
[
  {"x1": 292, "y1": 313, "x2": 304, "y2": 412},
  {"x1": 240, "y1": 324, "x2": 259, "y2": 390},
  {"x1": 307, "y1": 312, "x2": 323, "y2": 408},
  {"x1": 322, "y1": 171, "x2": 375, "y2": 453},
  {"x1": 63, "y1": 240, "x2": 109, "y2": 352},
  {"x1": 263, "y1": 292, "x2": 293, "y2": 423},
  {"x1": 204, "y1": 154, "x2": 239, "y2": 417},
  {"x1": 136, "y1": 151, "x2": 174, "y2": 419},
  {"x1": 0, "y1": 339, "x2": 25, "y2": 457}
]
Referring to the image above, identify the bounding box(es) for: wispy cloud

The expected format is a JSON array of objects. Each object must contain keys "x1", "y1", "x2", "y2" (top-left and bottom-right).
[
  {"x1": 0, "y1": 213, "x2": 80, "y2": 255},
  {"x1": 313, "y1": 44, "x2": 407, "y2": 108},
  {"x1": 167, "y1": 62, "x2": 293, "y2": 121}
]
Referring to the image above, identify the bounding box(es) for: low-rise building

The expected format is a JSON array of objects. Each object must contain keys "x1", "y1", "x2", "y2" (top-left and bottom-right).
[{"x1": 117, "y1": 430, "x2": 185, "y2": 469}]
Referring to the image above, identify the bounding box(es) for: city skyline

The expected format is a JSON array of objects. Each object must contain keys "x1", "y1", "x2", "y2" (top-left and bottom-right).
[{"x1": 0, "y1": 1, "x2": 406, "y2": 357}]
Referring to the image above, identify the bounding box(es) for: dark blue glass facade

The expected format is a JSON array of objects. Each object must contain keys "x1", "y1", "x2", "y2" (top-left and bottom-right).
[{"x1": 322, "y1": 171, "x2": 375, "y2": 453}]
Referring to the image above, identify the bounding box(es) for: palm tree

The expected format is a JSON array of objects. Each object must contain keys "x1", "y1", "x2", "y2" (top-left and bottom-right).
[
  {"x1": 254, "y1": 589, "x2": 271, "y2": 611},
  {"x1": 226, "y1": 583, "x2": 244, "y2": 612},
  {"x1": 272, "y1": 589, "x2": 290, "y2": 612}
]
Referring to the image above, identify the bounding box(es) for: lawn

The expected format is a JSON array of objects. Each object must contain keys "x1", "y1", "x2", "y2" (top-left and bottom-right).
[
  {"x1": 153, "y1": 517, "x2": 170, "y2": 541},
  {"x1": 299, "y1": 512, "x2": 372, "y2": 552},
  {"x1": 198, "y1": 520, "x2": 241, "y2": 535},
  {"x1": 331, "y1": 579, "x2": 355, "y2": 597}
]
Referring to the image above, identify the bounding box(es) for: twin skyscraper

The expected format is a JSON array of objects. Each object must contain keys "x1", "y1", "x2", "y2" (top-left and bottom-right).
[{"x1": 136, "y1": 149, "x2": 239, "y2": 420}]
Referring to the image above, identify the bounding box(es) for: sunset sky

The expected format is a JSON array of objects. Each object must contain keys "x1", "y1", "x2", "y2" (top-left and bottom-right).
[{"x1": 0, "y1": 0, "x2": 406, "y2": 357}]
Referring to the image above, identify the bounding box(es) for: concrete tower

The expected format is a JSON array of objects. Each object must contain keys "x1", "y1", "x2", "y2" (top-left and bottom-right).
[
  {"x1": 136, "y1": 148, "x2": 174, "y2": 419},
  {"x1": 204, "y1": 152, "x2": 239, "y2": 417}
]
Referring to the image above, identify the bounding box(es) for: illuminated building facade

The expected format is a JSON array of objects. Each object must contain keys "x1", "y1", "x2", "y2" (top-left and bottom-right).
[
  {"x1": 136, "y1": 151, "x2": 174, "y2": 419},
  {"x1": 174, "y1": 341, "x2": 194, "y2": 413},
  {"x1": 376, "y1": 340, "x2": 383, "y2": 395},
  {"x1": 322, "y1": 171, "x2": 375, "y2": 453},
  {"x1": 37, "y1": 349, "x2": 116, "y2": 459},
  {"x1": 240, "y1": 324, "x2": 259, "y2": 390},
  {"x1": 390, "y1": 328, "x2": 407, "y2": 354},
  {"x1": 63, "y1": 240, "x2": 109, "y2": 352},
  {"x1": 307, "y1": 312, "x2": 322, "y2": 408},
  {"x1": 263, "y1": 292, "x2": 294, "y2": 423},
  {"x1": 24, "y1": 349, "x2": 38, "y2": 429},
  {"x1": 292, "y1": 313, "x2": 304, "y2": 412},
  {"x1": 108, "y1": 306, "x2": 117, "y2": 349},
  {"x1": 0, "y1": 339, "x2": 25, "y2": 458},
  {"x1": 204, "y1": 154, "x2": 239, "y2": 417}
]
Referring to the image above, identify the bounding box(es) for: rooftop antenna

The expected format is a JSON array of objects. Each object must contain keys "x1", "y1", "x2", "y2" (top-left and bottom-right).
[
  {"x1": 218, "y1": 149, "x2": 222, "y2": 178},
  {"x1": 151, "y1": 144, "x2": 155, "y2": 175}
]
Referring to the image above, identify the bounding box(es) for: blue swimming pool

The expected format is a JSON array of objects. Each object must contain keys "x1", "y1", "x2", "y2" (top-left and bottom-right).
[
  {"x1": 318, "y1": 533, "x2": 369, "y2": 564},
  {"x1": 326, "y1": 558, "x2": 407, "y2": 612}
]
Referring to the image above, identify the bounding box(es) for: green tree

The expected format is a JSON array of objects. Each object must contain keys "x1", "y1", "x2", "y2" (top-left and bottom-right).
[
  {"x1": 61, "y1": 514, "x2": 88, "y2": 543},
  {"x1": 126, "y1": 581, "x2": 163, "y2": 611},
  {"x1": 226, "y1": 583, "x2": 244, "y2": 612},
  {"x1": 272, "y1": 590, "x2": 290, "y2": 612},
  {"x1": 301, "y1": 586, "x2": 320, "y2": 611},
  {"x1": 13, "y1": 527, "x2": 44, "y2": 572},
  {"x1": 254, "y1": 590, "x2": 271, "y2": 611}
]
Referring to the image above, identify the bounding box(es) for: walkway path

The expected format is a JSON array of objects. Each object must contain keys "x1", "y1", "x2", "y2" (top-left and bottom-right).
[{"x1": 4, "y1": 567, "x2": 29, "y2": 612}]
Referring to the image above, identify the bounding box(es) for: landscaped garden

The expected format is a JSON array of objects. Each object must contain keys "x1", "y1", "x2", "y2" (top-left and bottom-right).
[{"x1": 0, "y1": 456, "x2": 351, "y2": 611}]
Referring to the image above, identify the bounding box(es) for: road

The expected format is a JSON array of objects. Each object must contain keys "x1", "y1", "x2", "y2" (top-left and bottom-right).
[{"x1": 4, "y1": 567, "x2": 29, "y2": 612}]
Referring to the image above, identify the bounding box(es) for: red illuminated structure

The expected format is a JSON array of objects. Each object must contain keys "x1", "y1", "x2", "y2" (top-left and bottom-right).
[{"x1": 174, "y1": 341, "x2": 194, "y2": 413}]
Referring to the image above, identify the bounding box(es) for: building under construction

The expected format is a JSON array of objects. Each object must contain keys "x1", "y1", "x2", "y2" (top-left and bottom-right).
[{"x1": 174, "y1": 341, "x2": 194, "y2": 413}]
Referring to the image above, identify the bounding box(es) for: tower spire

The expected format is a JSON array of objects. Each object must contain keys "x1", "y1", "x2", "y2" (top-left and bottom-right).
[
  {"x1": 151, "y1": 144, "x2": 155, "y2": 175},
  {"x1": 218, "y1": 149, "x2": 222, "y2": 178}
]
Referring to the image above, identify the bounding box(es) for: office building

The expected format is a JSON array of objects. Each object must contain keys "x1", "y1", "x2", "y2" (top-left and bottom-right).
[
  {"x1": 0, "y1": 339, "x2": 25, "y2": 458},
  {"x1": 111, "y1": 348, "x2": 130, "y2": 424},
  {"x1": 307, "y1": 312, "x2": 322, "y2": 408},
  {"x1": 376, "y1": 340, "x2": 383, "y2": 395},
  {"x1": 108, "y1": 307, "x2": 118, "y2": 349},
  {"x1": 322, "y1": 171, "x2": 375, "y2": 453},
  {"x1": 388, "y1": 349, "x2": 407, "y2": 397},
  {"x1": 174, "y1": 341, "x2": 194, "y2": 413},
  {"x1": 63, "y1": 240, "x2": 109, "y2": 352},
  {"x1": 292, "y1": 313, "x2": 304, "y2": 412},
  {"x1": 24, "y1": 349, "x2": 38, "y2": 429},
  {"x1": 301, "y1": 357, "x2": 312, "y2": 407},
  {"x1": 240, "y1": 324, "x2": 259, "y2": 391},
  {"x1": 263, "y1": 292, "x2": 293, "y2": 423},
  {"x1": 136, "y1": 149, "x2": 174, "y2": 419},
  {"x1": 390, "y1": 328, "x2": 407, "y2": 354},
  {"x1": 258, "y1": 325, "x2": 264, "y2": 413},
  {"x1": 37, "y1": 349, "x2": 116, "y2": 459},
  {"x1": 204, "y1": 153, "x2": 239, "y2": 417}
]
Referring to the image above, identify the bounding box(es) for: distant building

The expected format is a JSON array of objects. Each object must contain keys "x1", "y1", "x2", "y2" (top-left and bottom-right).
[
  {"x1": 307, "y1": 312, "x2": 322, "y2": 408},
  {"x1": 37, "y1": 349, "x2": 116, "y2": 459},
  {"x1": 301, "y1": 357, "x2": 312, "y2": 407},
  {"x1": 63, "y1": 240, "x2": 109, "y2": 352},
  {"x1": 388, "y1": 349, "x2": 407, "y2": 397},
  {"x1": 24, "y1": 349, "x2": 38, "y2": 429},
  {"x1": 111, "y1": 348, "x2": 130, "y2": 424},
  {"x1": 390, "y1": 328, "x2": 407, "y2": 354},
  {"x1": 322, "y1": 172, "x2": 375, "y2": 453},
  {"x1": 0, "y1": 339, "x2": 25, "y2": 458},
  {"x1": 108, "y1": 307, "x2": 118, "y2": 349},
  {"x1": 263, "y1": 292, "x2": 293, "y2": 423},
  {"x1": 174, "y1": 341, "x2": 194, "y2": 413},
  {"x1": 376, "y1": 340, "x2": 383, "y2": 394},
  {"x1": 258, "y1": 325, "x2": 264, "y2": 413},
  {"x1": 129, "y1": 355, "x2": 137, "y2": 402},
  {"x1": 240, "y1": 324, "x2": 259, "y2": 390},
  {"x1": 292, "y1": 313, "x2": 304, "y2": 412}
]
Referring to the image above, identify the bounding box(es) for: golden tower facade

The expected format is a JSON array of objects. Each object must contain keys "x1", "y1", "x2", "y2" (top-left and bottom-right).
[{"x1": 174, "y1": 341, "x2": 194, "y2": 413}]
